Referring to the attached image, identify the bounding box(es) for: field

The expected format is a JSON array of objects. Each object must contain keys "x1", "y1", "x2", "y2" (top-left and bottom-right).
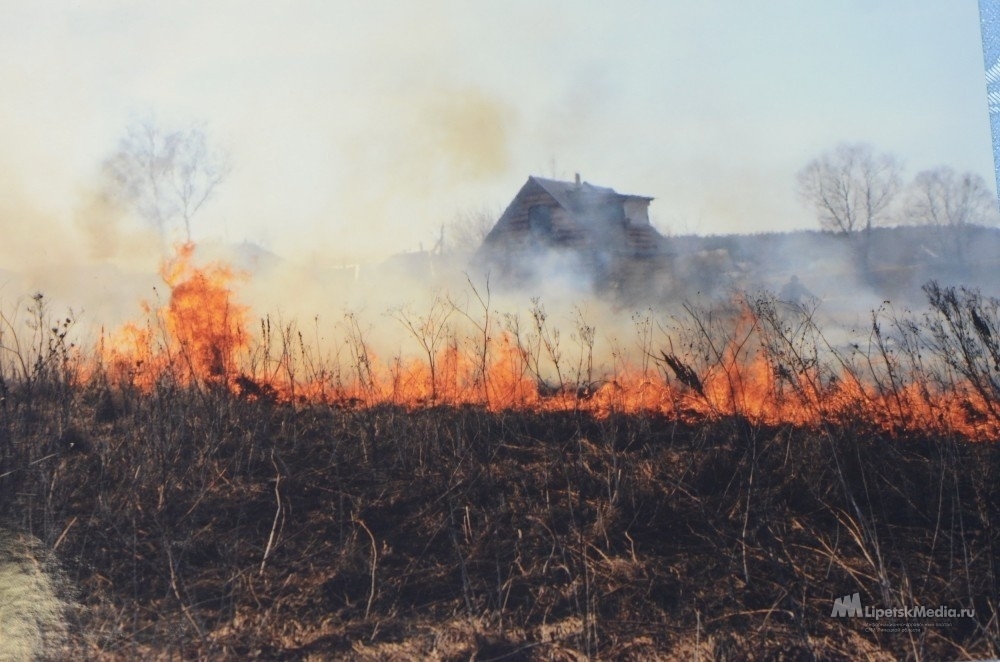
[{"x1": 2, "y1": 248, "x2": 1000, "y2": 659}]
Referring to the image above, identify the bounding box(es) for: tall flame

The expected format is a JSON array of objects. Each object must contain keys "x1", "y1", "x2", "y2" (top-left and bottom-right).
[
  {"x1": 161, "y1": 243, "x2": 248, "y2": 382},
  {"x1": 100, "y1": 243, "x2": 247, "y2": 388}
]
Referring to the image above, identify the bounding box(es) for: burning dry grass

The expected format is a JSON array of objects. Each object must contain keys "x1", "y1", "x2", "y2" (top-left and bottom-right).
[
  {"x1": 65, "y1": 243, "x2": 1000, "y2": 442},
  {"x1": 1, "y1": 244, "x2": 1000, "y2": 658}
]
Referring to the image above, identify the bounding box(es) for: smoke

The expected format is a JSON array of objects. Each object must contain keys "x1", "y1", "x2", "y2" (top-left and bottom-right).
[
  {"x1": 0, "y1": 170, "x2": 78, "y2": 274},
  {"x1": 323, "y1": 84, "x2": 516, "y2": 263},
  {"x1": 423, "y1": 86, "x2": 513, "y2": 181},
  {"x1": 0, "y1": 155, "x2": 166, "y2": 336},
  {"x1": 73, "y1": 190, "x2": 164, "y2": 269}
]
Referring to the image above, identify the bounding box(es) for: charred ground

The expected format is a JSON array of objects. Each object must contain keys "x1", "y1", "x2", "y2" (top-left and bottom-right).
[{"x1": 1, "y1": 381, "x2": 999, "y2": 660}]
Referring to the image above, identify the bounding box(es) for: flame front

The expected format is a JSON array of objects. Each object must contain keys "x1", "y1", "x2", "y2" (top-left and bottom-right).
[{"x1": 92, "y1": 244, "x2": 1000, "y2": 441}]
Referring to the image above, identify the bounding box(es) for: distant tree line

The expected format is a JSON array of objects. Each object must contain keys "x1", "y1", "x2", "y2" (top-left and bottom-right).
[{"x1": 796, "y1": 142, "x2": 999, "y2": 269}]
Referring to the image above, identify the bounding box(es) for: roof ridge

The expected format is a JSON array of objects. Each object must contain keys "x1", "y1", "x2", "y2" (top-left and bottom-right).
[{"x1": 528, "y1": 175, "x2": 651, "y2": 201}]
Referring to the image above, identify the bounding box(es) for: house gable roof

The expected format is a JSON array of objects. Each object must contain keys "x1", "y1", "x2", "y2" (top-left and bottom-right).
[{"x1": 483, "y1": 175, "x2": 655, "y2": 246}]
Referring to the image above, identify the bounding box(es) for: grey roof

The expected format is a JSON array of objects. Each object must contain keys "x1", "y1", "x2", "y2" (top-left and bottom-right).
[
  {"x1": 481, "y1": 175, "x2": 657, "y2": 247},
  {"x1": 529, "y1": 176, "x2": 653, "y2": 213}
]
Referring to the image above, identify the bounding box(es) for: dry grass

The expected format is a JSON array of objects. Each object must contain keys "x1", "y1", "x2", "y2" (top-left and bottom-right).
[
  {"x1": 1, "y1": 284, "x2": 999, "y2": 659},
  {"x1": 0, "y1": 386, "x2": 997, "y2": 660}
]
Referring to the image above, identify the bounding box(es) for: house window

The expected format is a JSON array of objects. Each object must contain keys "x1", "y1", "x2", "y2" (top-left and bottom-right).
[{"x1": 528, "y1": 205, "x2": 553, "y2": 240}]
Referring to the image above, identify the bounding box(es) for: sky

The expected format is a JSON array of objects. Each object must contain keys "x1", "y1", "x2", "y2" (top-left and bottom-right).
[{"x1": 0, "y1": 1, "x2": 994, "y2": 268}]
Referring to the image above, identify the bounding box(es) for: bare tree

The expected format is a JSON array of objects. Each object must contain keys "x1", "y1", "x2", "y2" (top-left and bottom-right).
[
  {"x1": 796, "y1": 143, "x2": 902, "y2": 272},
  {"x1": 903, "y1": 167, "x2": 999, "y2": 263},
  {"x1": 445, "y1": 206, "x2": 499, "y2": 254},
  {"x1": 797, "y1": 143, "x2": 902, "y2": 236},
  {"x1": 102, "y1": 119, "x2": 230, "y2": 244}
]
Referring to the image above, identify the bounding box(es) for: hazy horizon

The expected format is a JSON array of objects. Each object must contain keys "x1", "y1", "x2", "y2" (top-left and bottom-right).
[{"x1": 0, "y1": 2, "x2": 994, "y2": 272}]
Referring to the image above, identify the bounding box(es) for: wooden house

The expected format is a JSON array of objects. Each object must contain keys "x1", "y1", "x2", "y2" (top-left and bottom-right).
[{"x1": 477, "y1": 175, "x2": 669, "y2": 294}]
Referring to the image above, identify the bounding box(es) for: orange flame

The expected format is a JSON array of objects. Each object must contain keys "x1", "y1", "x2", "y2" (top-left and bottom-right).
[
  {"x1": 100, "y1": 243, "x2": 247, "y2": 389},
  {"x1": 91, "y1": 244, "x2": 1000, "y2": 442},
  {"x1": 161, "y1": 243, "x2": 248, "y2": 381}
]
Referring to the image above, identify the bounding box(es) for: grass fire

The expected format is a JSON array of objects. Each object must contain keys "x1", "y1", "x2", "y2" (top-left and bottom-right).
[
  {"x1": 94, "y1": 242, "x2": 1000, "y2": 441},
  {"x1": 1, "y1": 239, "x2": 1000, "y2": 659},
  {"x1": 2, "y1": 3, "x2": 996, "y2": 658}
]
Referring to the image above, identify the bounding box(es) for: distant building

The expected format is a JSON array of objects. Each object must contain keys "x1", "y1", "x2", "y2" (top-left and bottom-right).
[{"x1": 476, "y1": 175, "x2": 669, "y2": 295}]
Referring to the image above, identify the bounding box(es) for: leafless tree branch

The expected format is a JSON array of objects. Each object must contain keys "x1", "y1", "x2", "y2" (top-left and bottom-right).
[
  {"x1": 796, "y1": 143, "x2": 901, "y2": 235},
  {"x1": 102, "y1": 118, "x2": 230, "y2": 244}
]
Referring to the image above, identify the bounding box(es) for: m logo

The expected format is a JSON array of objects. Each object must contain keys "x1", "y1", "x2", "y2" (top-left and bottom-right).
[{"x1": 831, "y1": 592, "x2": 863, "y2": 617}]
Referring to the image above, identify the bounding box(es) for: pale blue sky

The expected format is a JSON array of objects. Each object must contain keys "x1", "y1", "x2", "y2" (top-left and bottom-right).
[{"x1": 0, "y1": 1, "x2": 993, "y2": 265}]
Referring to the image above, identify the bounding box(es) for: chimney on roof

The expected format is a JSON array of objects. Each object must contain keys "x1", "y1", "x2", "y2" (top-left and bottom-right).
[{"x1": 574, "y1": 172, "x2": 581, "y2": 186}]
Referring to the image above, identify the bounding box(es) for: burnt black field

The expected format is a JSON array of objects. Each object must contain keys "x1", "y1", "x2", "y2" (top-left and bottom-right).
[{"x1": 2, "y1": 380, "x2": 999, "y2": 659}]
